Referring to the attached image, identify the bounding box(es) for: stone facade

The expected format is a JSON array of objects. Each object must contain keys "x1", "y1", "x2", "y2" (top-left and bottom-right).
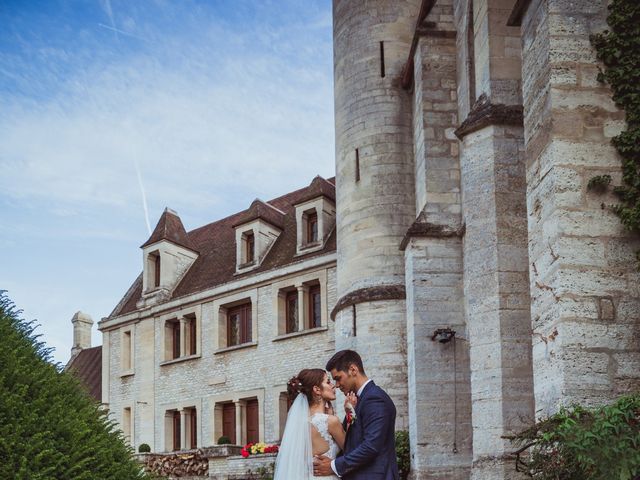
[
  {"x1": 331, "y1": 0, "x2": 639, "y2": 479},
  {"x1": 95, "y1": 178, "x2": 339, "y2": 459}
]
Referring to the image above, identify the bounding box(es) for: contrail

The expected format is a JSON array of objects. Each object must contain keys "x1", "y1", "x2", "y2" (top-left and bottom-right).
[
  {"x1": 133, "y1": 156, "x2": 152, "y2": 236},
  {"x1": 100, "y1": 0, "x2": 119, "y2": 41},
  {"x1": 98, "y1": 23, "x2": 146, "y2": 41}
]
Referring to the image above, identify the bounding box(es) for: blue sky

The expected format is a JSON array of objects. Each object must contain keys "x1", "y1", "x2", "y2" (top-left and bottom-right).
[{"x1": 0, "y1": 0, "x2": 335, "y2": 364}]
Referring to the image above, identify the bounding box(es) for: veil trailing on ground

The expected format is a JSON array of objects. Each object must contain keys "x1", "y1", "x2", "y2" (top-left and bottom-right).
[{"x1": 273, "y1": 393, "x2": 313, "y2": 480}]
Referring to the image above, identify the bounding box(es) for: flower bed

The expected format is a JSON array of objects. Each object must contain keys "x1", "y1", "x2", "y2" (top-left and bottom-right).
[{"x1": 240, "y1": 442, "x2": 279, "y2": 458}]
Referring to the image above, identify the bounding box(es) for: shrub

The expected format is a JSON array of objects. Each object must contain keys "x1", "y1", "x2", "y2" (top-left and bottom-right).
[
  {"x1": 395, "y1": 430, "x2": 410, "y2": 479},
  {"x1": 0, "y1": 292, "x2": 148, "y2": 480},
  {"x1": 513, "y1": 393, "x2": 640, "y2": 479},
  {"x1": 138, "y1": 443, "x2": 151, "y2": 453},
  {"x1": 217, "y1": 435, "x2": 232, "y2": 445}
]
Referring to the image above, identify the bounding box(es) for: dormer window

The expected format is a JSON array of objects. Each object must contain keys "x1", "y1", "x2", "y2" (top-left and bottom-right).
[
  {"x1": 233, "y1": 200, "x2": 284, "y2": 274},
  {"x1": 295, "y1": 198, "x2": 335, "y2": 255},
  {"x1": 139, "y1": 208, "x2": 198, "y2": 307},
  {"x1": 306, "y1": 211, "x2": 318, "y2": 245}
]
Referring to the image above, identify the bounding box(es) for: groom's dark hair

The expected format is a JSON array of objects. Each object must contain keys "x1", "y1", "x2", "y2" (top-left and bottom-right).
[{"x1": 326, "y1": 350, "x2": 365, "y2": 374}]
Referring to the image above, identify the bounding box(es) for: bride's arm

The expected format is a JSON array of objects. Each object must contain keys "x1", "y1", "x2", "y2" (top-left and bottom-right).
[{"x1": 327, "y1": 415, "x2": 346, "y2": 451}]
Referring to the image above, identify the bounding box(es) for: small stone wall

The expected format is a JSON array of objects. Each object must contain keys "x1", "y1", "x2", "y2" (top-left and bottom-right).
[
  {"x1": 209, "y1": 453, "x2": 276, "y2": 480},
  {"x1": 137, "y1": 447, "x2": 276, "y2": 480}
]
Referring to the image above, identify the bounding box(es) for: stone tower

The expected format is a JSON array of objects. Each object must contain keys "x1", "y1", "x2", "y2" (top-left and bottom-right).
[{"x1": 332, "y1": 0, "x2": 421, "y2": 426}]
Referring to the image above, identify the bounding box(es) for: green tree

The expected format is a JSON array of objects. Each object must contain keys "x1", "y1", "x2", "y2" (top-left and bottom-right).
[{"x1": 0, "y1": 291, "x2": 146, "y2": 480}]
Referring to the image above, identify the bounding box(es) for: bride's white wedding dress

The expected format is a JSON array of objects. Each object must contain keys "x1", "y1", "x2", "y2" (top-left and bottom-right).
[
  {"x1": 310, "y1": 412, "x2": 340, "y2": 480},
  {"x1": 273, "y1": 395, "x2": 341, "y2": 480}
]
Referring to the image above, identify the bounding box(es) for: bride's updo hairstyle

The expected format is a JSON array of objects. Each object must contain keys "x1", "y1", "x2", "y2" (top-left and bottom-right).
[{"x1": 287, "y1": 368, "x2": 326, "y2": 404}]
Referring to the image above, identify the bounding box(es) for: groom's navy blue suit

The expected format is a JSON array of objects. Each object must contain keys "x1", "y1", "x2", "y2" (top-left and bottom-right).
[{"x1": 335, "y1": 381, "x2": 399, "y2": 480}]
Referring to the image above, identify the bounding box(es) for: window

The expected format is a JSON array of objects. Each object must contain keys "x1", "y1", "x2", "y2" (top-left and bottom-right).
[
  {"x1": 185, "y1": 315, "x2": 197, "y2": 356},
  {"x1": 285, "y1": 291, "x2": 298, "y2": 334},
  {"x1": 227, "y1": 303, "x2": 252, "y2": 346},
  {"x1": 222, "y1": 403, "x2": 236, "y2": 444},
  {"x1": 122, "y1": 330, "x2": 132, "y2": 371},
  {"x1": 146, "y1": 251, "x2": 161, "y2": 289},
  {"x1": 166, "y1": 320, "x2": 180, "y2": 360},
  {"x1": 278, "y1": 392, "x2": 294, "y2": 439},
  {"x1": 309, "y1": 285, "x2": 321, "y2": 329},
  {"x1": 171, "y1": 410, "x2": 181, "y2": 451},
  {"x1": 243, "y1": 231, "x2": 255, "y2": 264},
  {"x1": 123, "y1": 407, "x2": 132, "y2": 443},
  {"x1": 154, "y1": 254, "x2": 161, "y2": 287},
  {"x1": 185, "y1": 407, "x2": 197, "y2": 449},
  {"x1": 163, "y1": 314, "x2": 199, "y2": 362},
  {"x1": 306, "y1": 211, "x2": 318, "y2": 244},
  {"x1": 246, "y1": 399, "x2": 259, "y2": 444}
]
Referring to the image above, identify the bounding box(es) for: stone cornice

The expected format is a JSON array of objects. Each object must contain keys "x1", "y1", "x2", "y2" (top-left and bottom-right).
[
  {"x1": 454, "y1": 94, "x2": 523, "y2": 140},
  {"x1": 399, "y1": 221, "x2": 465, "y2": 251},
  {"x1": 330, "y1": 285, "x2": 406, "y2": 321}
]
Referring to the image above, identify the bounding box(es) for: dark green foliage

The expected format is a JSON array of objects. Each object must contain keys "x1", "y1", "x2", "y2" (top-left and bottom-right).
[
  {"x1": 138, "y1": 443, "x2": 151, "y2": 453},
  {"x1": 0, "y1": 292, "x2": 146, "y2": 480},
  {"x1": 513, "y1": 393, "x2": 640, "y2": 479},
  {"x1": 395, "y1": 430, "x2": 410, "y2": 480},
  {"x1": 590, "y1": 0, "x2": 640, "y2": 264},
  {"x1": 217, "y1": 435, "x2": 232, "y2": 445},
  {"x1": 587, "y1": 174, "x2": 612, "y2": 192}
]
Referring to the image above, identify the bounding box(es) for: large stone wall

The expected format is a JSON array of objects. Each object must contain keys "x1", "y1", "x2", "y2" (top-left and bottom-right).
[{"x1": 521, "y1": 0, "x2": 640, "y2": 414}]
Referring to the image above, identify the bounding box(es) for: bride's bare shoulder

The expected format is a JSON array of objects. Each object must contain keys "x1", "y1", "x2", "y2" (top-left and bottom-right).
[{"x1": 327, "y1": 414, "x2": 342, "y2": 427}]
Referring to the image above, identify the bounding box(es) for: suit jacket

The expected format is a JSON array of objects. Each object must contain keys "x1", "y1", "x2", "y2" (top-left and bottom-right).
[{"x1": 335, "y1": 381, "x2": 399, "y2": 480}]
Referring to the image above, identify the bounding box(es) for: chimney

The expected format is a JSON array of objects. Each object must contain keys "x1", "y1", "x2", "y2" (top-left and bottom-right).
[{"x1": 71, "y1": 311, "x2": 94, "y2": 358}]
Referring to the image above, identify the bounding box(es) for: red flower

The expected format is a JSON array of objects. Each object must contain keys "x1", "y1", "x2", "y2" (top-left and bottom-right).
[{"x1": 241, "y1": 449, "x2": 249, "y2": 458}]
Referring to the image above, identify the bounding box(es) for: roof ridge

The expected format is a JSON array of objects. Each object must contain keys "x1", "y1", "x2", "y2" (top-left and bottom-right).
[{"x1": 185, "y1": 175, "x2": 331, "y2": 236}]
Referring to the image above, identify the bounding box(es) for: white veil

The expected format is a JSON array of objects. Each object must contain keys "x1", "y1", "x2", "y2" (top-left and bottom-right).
[{"x1": 273, "y1": 393, "x2": 313, "y2": 480}]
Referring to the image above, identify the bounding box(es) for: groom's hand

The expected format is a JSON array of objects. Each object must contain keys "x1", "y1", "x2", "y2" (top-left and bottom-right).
[
  {"x1": 345, "y1": 391, "x2": 358, "y2": 410},
  {"x1": 313, "y1": 455, "x2": 334, "y2": 476}
]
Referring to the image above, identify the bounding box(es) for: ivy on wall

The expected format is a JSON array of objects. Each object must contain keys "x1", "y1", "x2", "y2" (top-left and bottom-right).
[{"x1": 590, "y1": 0, "x2": 640, "y2": 266}]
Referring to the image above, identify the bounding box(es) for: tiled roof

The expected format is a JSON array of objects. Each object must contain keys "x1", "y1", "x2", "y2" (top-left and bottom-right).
[
  {"x1": 111, "y1": 176, "x2": 336, "y2": 318},
  {"x1": 66, "y1": 346, "x2": 102, "y2": 402},
  {"x1": 141, "y1": 208, "x2": 196, "y2": 252}
]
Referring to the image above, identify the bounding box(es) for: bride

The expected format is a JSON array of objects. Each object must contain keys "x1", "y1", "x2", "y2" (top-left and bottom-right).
[{"x1": 274, "y1": 368, "x2": 355, "y2": 480}]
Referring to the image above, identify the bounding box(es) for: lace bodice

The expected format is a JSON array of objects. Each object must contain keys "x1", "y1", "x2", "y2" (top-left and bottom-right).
[{"x1": 309, "y1": 413, "x2": 340, "y2": 460}]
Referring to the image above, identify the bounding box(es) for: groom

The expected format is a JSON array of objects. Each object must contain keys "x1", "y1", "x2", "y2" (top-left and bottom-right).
[{"x1": 313, "y1": 350, "x2": 399, "y2": 479}]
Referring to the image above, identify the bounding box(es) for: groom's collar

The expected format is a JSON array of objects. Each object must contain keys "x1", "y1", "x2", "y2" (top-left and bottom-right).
[{"x1": 357, "y1": 379, "x2": 373, "y2": 397}]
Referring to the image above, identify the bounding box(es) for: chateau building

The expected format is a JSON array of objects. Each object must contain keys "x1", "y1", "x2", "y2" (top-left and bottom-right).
[
  {"x1": 68, "y1": 0, "x2": 640, "y2": 479},
  {"x1": 72, "y1": 176, "x2": 337, "y2": 452}
]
